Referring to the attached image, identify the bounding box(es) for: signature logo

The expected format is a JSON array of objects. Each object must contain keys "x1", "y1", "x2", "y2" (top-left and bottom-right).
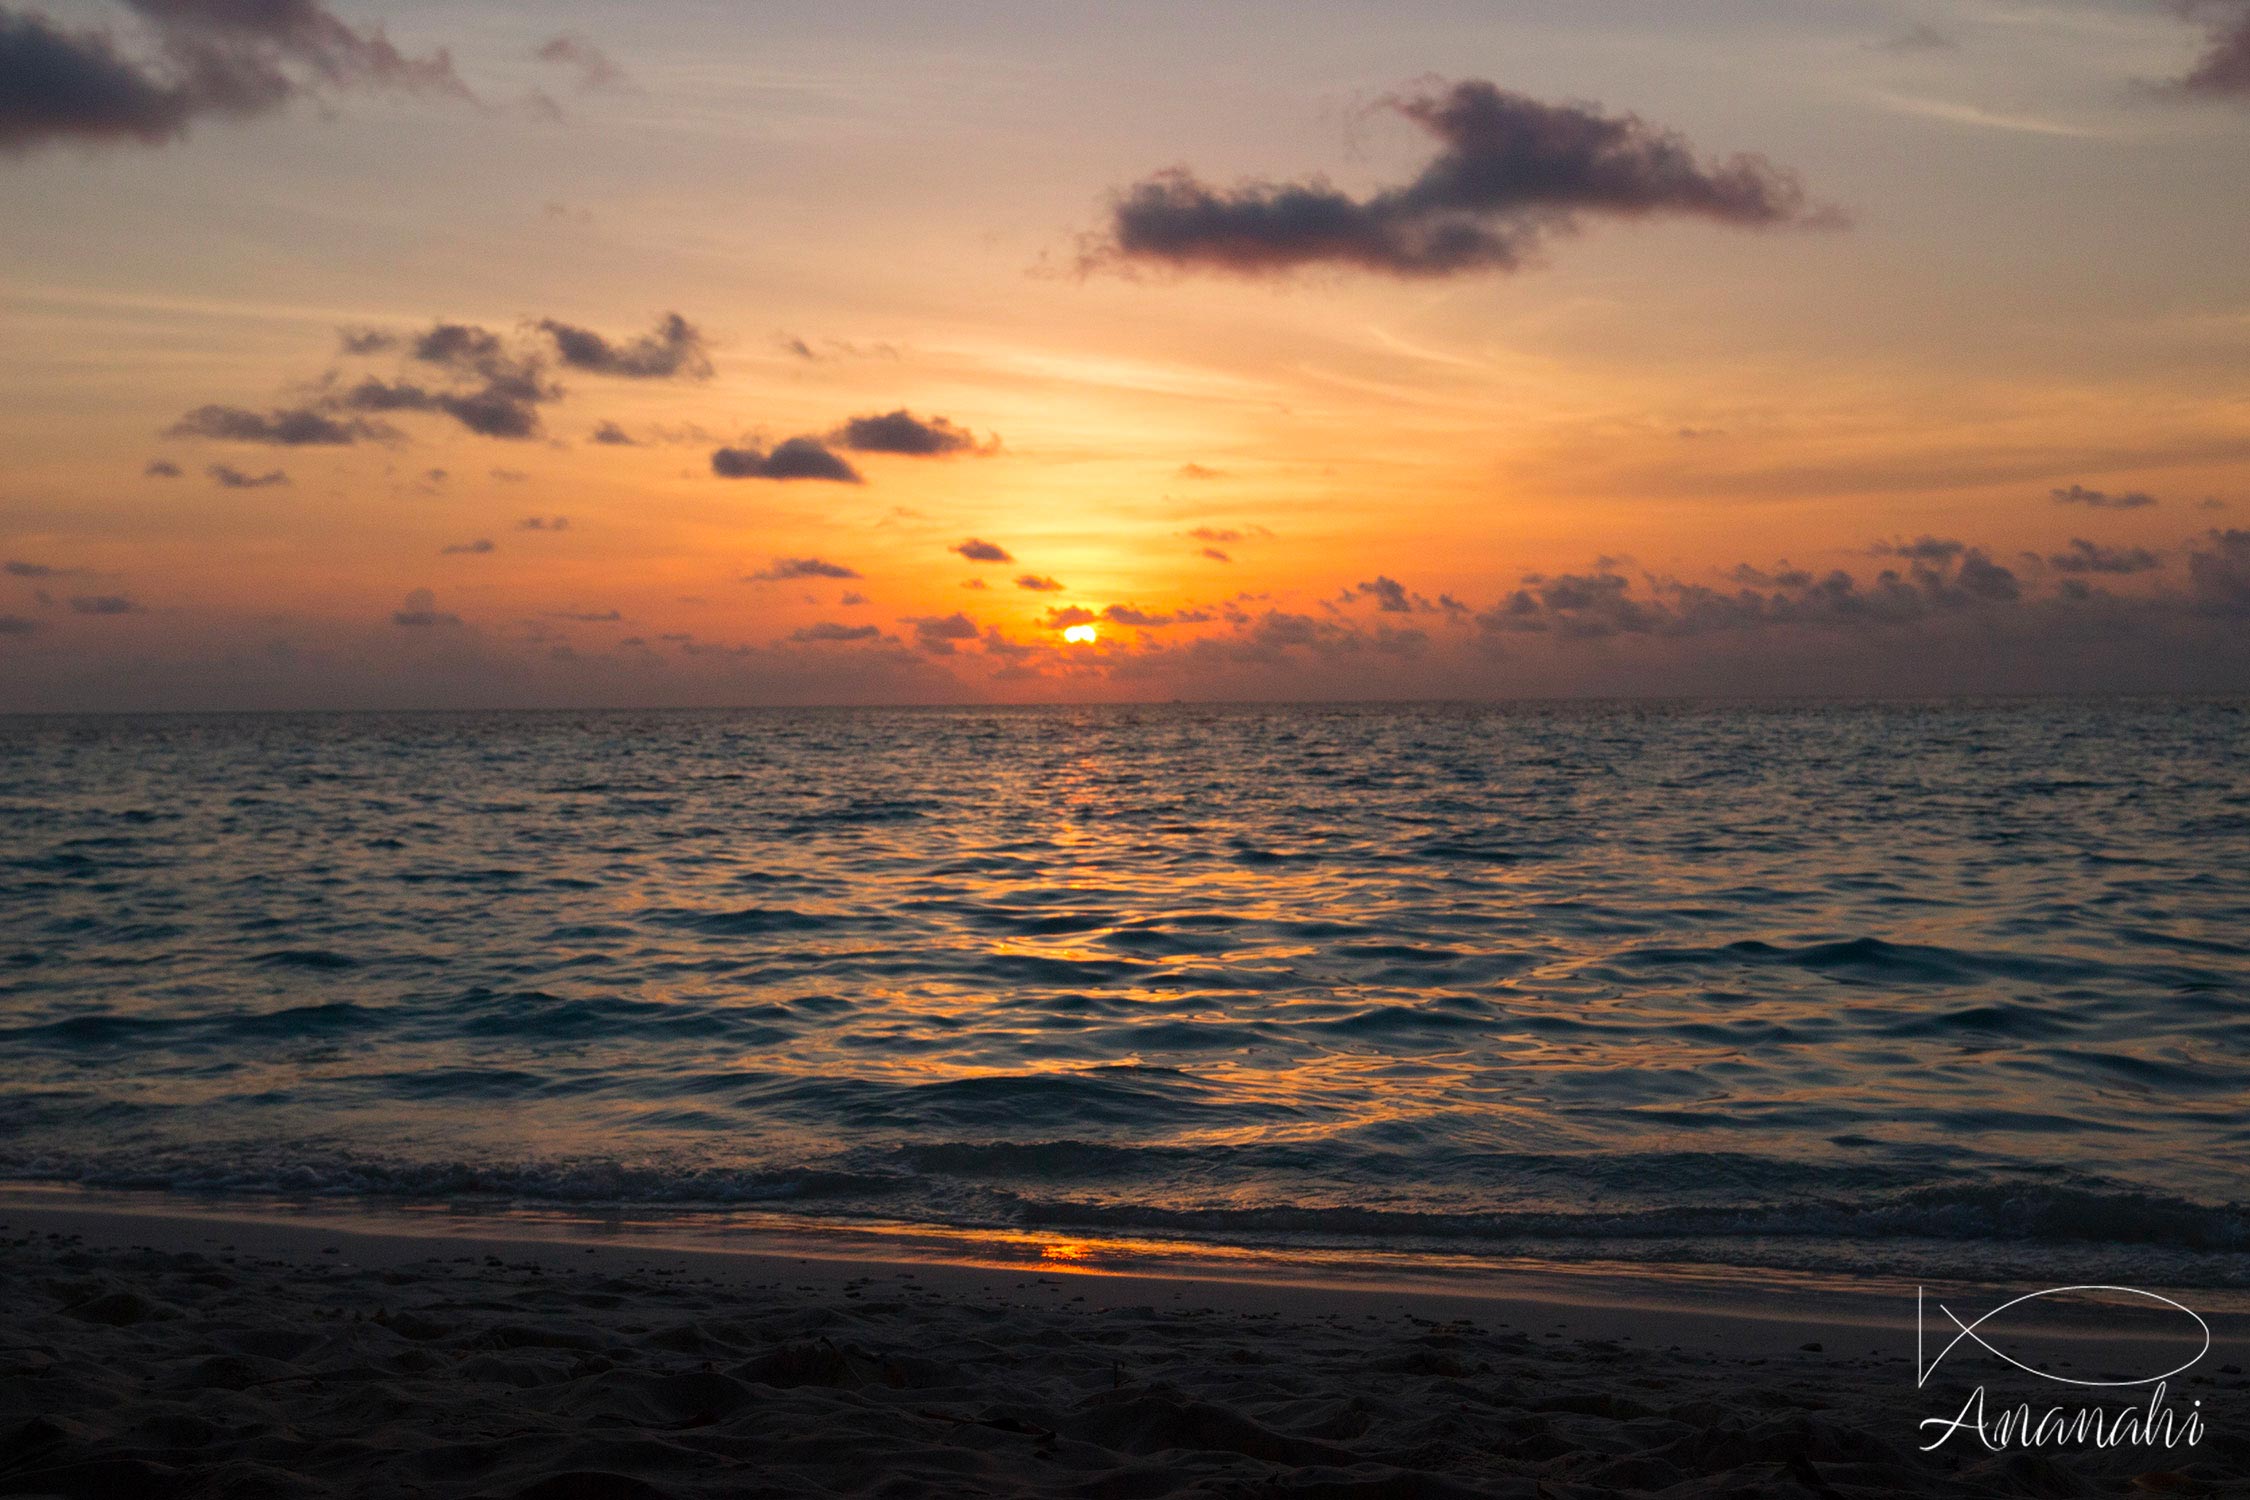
[
  {"x1": 1915, "y1": 1285, "x2": 2211, "y2": 1453},
  {"x1": 1918, "y1": 1284, "x2": 2211, "y2": 1389}
]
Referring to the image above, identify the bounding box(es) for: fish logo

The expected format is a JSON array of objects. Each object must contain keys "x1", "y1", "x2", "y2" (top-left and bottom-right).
[{"x1": 1917, "y1": 1285, "x2": 2210, "y2": 1390}]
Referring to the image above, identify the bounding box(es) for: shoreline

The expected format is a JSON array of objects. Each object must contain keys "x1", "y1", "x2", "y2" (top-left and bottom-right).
[
  {"x1": 0, "y1": 1185, "x2": 1919, "y2": 1361},
  {"x1": 6, "y1": 1189, "x2": 2247, "y2": 1498}
]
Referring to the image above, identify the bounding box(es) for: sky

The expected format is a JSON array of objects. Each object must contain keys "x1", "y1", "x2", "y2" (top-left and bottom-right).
[{"x1": 2, "y1": 0, "x2": 2248, "y2": 709}]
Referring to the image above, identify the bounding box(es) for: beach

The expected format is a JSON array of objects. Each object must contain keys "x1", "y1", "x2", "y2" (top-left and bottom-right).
[{"x1": 3, "y1": 1194, "x2": 2243, "y2": 1498}]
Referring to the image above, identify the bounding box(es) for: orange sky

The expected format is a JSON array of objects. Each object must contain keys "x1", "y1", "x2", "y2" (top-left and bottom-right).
[{"x1": 3, "y1": 1, "x2": 2247, "y2": 707}]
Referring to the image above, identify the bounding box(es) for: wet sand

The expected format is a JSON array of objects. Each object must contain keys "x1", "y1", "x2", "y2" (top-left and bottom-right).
[{"x1": 1, "y1": 1195, "x2": 2242, "y2": 1498}]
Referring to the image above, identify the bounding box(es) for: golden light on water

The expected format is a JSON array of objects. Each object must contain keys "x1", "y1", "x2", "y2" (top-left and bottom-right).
[{"x1": 1063, "y1": 625, "x2": 1098, "y2": 644}]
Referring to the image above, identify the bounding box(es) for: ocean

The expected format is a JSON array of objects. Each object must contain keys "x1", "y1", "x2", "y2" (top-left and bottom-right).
[{"x1": 2, "y1": 700, "x2": 2245, "y2": 1287}]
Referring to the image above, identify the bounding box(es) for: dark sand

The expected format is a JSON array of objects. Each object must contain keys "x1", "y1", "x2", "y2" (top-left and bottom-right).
[{"x1": 1, "y1": 1193, "x2": 2242, "y2": 1498}]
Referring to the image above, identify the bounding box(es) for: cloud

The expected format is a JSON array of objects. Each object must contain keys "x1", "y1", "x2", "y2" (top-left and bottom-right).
[
  {"x1": 440, "y1": 538, "x2": 494, "y2": 555},
  {"x1": 1201, "y1": 548, "x2": 1232, "y2": 563},
  {"x1": 168, "y1": 403, "x2": 379, "y2": 445},
  {"x1": 516, "y1": 515, "x2": 569, "y2": 531},
  {"x1": 1090, "y1": 78, "x2": 1832, "y2": 279},
  {"x1": 143, "y1": 459, "x2": 181, "y2": 477},
  {"x1": 711, "y1": 438, "x2": 863, "y2": 483},
  {"x1": 337, "y1": 326, "x2": 395, "y2": 355},
  {"x1": 0, "y1": 1, "x2": 467, "y2": 155},
  {"x1": 960, "y1": 578, "x2": 988, "y2": 591},
  {"x1": 0, "y1": 615, "x2": 34, "y2": 637},
  {"x1": 909, "y1": 612, "x2": 979, "y2": 654},
  {"x1": 533, "y1": 32, "x2": 623, "y2": 92},
  {"x1": 1477, "y1": 545, "x2": 2027, "y2": 641},
  {"x1": 391, "y1": 588, "x2": 458, "y2": 627},
  {"x1": 549, "y1": 608, "x2": 619, "y2": 622},
  {"x1": 5, "y1": 560, "x2": 56, "y2": 577},
  {"x1": 1043, "y1": 605, "x2": 1097, "y2": 628},
  {"x1": 951, "y1": 538, "x2": 1012, "y2": 563},
  {"x1": 2187, "y1": 528, "x2": 2250, "y2": 612},
  {"x1": 1110, "y1": 603, "x2": 1212, "y2": 627},
  {"x1": 538, "y1": 313, "x2": 711, "y2": 380},
  {"x1": 1015, "y1": 574, "x2": 1065, "y2": 591},
  {"x1": 589, "y1": 420, "x2": 637, "y2": 446},
  {"x1": 68, "y1": 594, "x2": 139, "y2": 615},
  {"x1": 1877, "y1": 534, "x2": 1966, "y2": 564},
  {"x1": 2048, "y1": 539, "x2": 2162, "y2": 575},
  {"x1": 1176, "y1": 463, "x2": 1223, "y2": 480},
  {"x1": 791, "y1": 621, "x2": 882, "y2": 643},
  {"x1": 839, "y1": 591, "x2": 867, "y2": 606},
  {"x1": 749, "y1": 557, "x2": 860, "y2": 582},
  {"x1": 2053, "y1": 483, "x2": 2157, "y2": 509},
  {"x1": 832, "y1": 410, "x2": 987, "y2": 456},
  {"x1": 2173, "y1": 2, "x2": 2250, "y2": 97},
  {"x1": 1350, "y1": 575, "x2": 1416, "y2": 613},
  {"x1": 207, "y1": 463, "x2": 288, "y2": 488}
]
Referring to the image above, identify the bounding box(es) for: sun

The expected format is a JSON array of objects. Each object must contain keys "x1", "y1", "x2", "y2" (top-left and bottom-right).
[{"x1": 1062, "y1": 624, "x2": 1098, "y2": 644}]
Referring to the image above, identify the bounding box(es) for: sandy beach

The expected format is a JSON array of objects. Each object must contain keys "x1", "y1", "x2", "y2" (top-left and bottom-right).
[{"x1": 2, "y1": 1194, "x2": 2241, "y2": 1499}]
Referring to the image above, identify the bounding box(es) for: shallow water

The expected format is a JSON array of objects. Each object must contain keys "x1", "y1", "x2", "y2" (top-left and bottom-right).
[{"x1": 2, "y1": 701, "x2": 2245, "y2": 1284}]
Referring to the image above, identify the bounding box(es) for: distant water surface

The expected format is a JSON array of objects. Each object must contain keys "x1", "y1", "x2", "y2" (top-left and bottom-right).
[{"x1": 2, "y1": 701, "x2": 2245, "y2": 1284}]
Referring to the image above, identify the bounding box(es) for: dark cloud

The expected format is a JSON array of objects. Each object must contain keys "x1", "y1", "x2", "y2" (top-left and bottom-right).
[
  {"x1": 516, "y1": 515, "x2": 569, "y2": 531},
  {"x1": 589, "y1": 420, "x2": 637, "y2": 446},
  {"x1": 208, "y1": 462, "x2": 288, "y2": 488},
  {"x1": 533, "y1": 32, "x2": 622, "y2": 92},
  {"x1": 1349, "y1": 576, "x2": 1419, "y2": 613},
  {"x1": 1015, "y1": 574, "x2": 1065, "y2": 591},
  {"x1": 1877, "y1": 535, "x2": 1966, "y2": 564},
  {"x1": 337, "y1": 326, "x2": 395, "y2": 355},
  {"x1": 711, "y1": 439, "x2": 863, "y2": 483},
  {"x1": 2053, "y1": 483, "x2": 2157, "y2": 510},
  {"x1": 909, "y1": 612, "x2": 979, "y2": 655},
  {"x1": 1477, "y1": 545, "x2": 2026, "y2": 641},
  {"x1": 0, "y1": 615, "x2": 34, "y2": 637},
  {"x1": 391, "y1": 588, "x2": 458, "y2": 627},
  {"x1": 1189, "y1": 526, "x2": 1242, "y2": 543},
  {"x1": 2187, "y1": 528, "x2": 2250, "y2": 612},
  {"x1": 832, "y1": 410, "x2": 987, "y2": 456},
  {"x1": 5, "y1": 560, "x2": 55, "y2": 577},
  {"x1": 68, "y1": 594, "x2": 139, "y2": 615},
  {"x1": 1728, "y1": 562, "x2": 1814, "y2": 589},
  {"x1": 1102, "y1": 603, "x2": 1211, "y2": 627},
  {"x1": 143, "y1": 459, "x2": 181, "y2": 477},
  {"x1": 0, "y1": 11, "x2": 207, "y2": 152},
  {"x1": 1092, "y1": 78, "x2": 1832, "y2": 279},
  {"x1": 0, "y1": 0, "x2": 466, "y2": 155},
  {"x1": 749, "y1": 557, "x2": 860, "y2": 582},
  {"x1": 337, "y1": 375, "x2": 547, "y2": 440},
  {"x1": 167, "y1": 403, "x2": 378, "y2": 445},
  {"x1": 1043, "y1": 605, "x2": 1097, "y2": 628},
  {"x1": 791, "y1": 621, "x2": 883, "y2": 643},
  {"x1": 538, "y1": 313, "x2": 711, "y2": 380},
  {"x1": 2174, "y1": 1, "x2": 2250, "y2": 96},
  {"x1": 440, "y1": 538, "x2": 494, "y2": 555},
  {"x1": 1201, "y1": 548, "x2": 1232, "y2": 563},
  {"x1": 375, "y1": 322, "x2": 565, "y2": 438},
  {"x1": 2048, "y1": 539, "x2": 2162, "y2": 575},
  {"x1": 951, "y1": 538, "x2": 1012, "y2": 563},
  {"x1": 549, "y1": 608, "x2": 619, "y2": 622}
]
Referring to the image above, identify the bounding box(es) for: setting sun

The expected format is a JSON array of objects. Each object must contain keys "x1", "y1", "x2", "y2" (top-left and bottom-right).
[{"x1": 1062, "y1": 625, "x2": 1098, "y2": 645}]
